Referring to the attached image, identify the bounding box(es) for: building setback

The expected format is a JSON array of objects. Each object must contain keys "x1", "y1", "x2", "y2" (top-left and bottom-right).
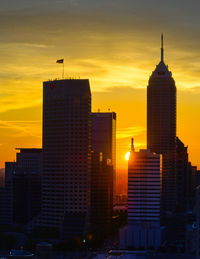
[{"x1": 40, "y1": 79, "x2": 91, "y2": 238}]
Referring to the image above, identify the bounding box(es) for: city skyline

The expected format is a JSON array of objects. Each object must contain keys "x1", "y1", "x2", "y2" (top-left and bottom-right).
[
  {"x1": 1, "y1": 2, "x2": 200, "y2": 256},
  {"x1": 1, "y1": 0, "x2": 200, "y2": 170}
]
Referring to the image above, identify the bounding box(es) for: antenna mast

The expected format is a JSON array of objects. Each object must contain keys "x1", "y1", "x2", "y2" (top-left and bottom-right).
[{"x1": 161, "y1": 33, "x2": 164, "y2": 62}]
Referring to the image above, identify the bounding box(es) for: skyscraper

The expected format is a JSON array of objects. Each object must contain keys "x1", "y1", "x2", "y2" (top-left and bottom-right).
[
  {"x1": 90, "y1": 151, "x2": 113, "y2": 236},
  {"x1": 128, "y1": 141, "x2": 162, "y2": 225},
  {"x1": 90, "y1": 112, "x2": 116, "y2": 238},
  {"x1": 92, "y1": 112, "x2": 116, "y2": 194},
  {"x1": 119, "y1": 139, "x2": 163, "y2": 249},
  {"x1": 40, "y1": 79, "x2": 91, "y2": 238},
  {"x1": 147, "y1": 35, "x2": 176, "y2": 214}
]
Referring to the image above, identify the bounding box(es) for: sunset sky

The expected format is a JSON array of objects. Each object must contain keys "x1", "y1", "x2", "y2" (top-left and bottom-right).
[{"x1": 1, "y1": 0, "x2": 200, "y2": 169}]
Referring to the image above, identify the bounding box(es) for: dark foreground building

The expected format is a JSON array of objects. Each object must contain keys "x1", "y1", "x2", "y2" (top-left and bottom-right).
[
  {"x1": 176, "y1": 137, "x2": 189, "y2": 212},
  {"x1": 92, "y1": 112, "x2": 116, "y2": 195},
  {"x1": 90, "y1": 152, "x2": 113, "y2": 236},
  {"x1": 0, "y1": 148, "x2": 42, "y2": 227},
  {"x1": 40, "y1": 79, "x2": 91, "y2": 238},
  {"x1": 147, "y1": 35, "x2": 176, "y2": 215}
]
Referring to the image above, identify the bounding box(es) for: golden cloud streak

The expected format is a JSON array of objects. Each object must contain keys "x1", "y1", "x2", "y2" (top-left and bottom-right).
[
  {"x1": 117, "y1": 126, "x2": 146, "y2": 139},
  {"x1": 0, "y1": 120, "x2": 41, "y2": 138}
]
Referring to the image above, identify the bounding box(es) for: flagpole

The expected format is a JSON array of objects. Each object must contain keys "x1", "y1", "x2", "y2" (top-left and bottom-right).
[
  {"x1": 63, "y1": 59, "x2": 64, "y2": 79},
  {"x1": 56, "y1": 59, "x2": 64, "y2": 79}
]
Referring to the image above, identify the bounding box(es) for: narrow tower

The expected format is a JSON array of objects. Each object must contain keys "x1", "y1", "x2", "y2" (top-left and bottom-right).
[{"x1": 147, "y1": 35, "x2": 176, "y2": 214}]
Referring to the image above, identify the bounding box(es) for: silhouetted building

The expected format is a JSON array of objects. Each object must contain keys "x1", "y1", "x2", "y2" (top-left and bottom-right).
[
  {"x1": 147, "y1": 35, "x2": 176, "y2": 215},
  {"x1": 40, "y1": 79, "x2": 91, "y2": 238},
  {"x1": 92, "y1": 112, "x2": 116, "y2": 195},
  {"x1": 119, "y1": 139, "x2": 164, "y2": 250},
  {"x1": 0, "y1": 169, "x2": 4, "y2": 187},
  {"x1": 196, "y1": 186, "x2": 200, "y2": 258},
  {"x1": 90, "y1": 152, "x2": 113, "y2": 236},
  {"x1": 188, "y1": 163, "x2": 200, "y2": 210},
  {"x1": 0, "y1": 163, "x2": 14, "y2": 227},
  {"x1": 13, "y1": 148, "x2": 42, "y2": 225},
  {"x1": 165, "y1": 138, "x2": 190, "y2": 244},
  {"x1": 176, "y1": 137, "x2": 189, "y2": 212},
  {"x1": 186, "y1": 186, "x2": 200, "y2": 255},
  {"x1": 0, "y1": 148, "x2": 42, "y2": 227}
]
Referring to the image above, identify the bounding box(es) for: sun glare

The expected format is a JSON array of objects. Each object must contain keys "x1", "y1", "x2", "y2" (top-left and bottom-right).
[{"x1": 125, "y1": 151, "x2": 130, "y2": 161}]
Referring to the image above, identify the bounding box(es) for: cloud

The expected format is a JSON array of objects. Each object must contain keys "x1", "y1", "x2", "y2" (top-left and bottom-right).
[
  {"x1": 0, "y1": 120, "x2": 41, "y2": 138},
  {"x1": 117, "y1": 126, "x2": 146, "y2": 139}
]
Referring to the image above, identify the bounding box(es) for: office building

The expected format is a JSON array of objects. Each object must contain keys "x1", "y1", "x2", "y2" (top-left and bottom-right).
[
  {"x1": 0, "y1": 169, "x2": 4, "y2": 187},
  {"x1": 188, "y1": 164, "x2": 200, "y2": 210},
  {"x1": 40, "y1": 79, "x2": 91, "y2": 238},
  {"x1": 92, "y1": 112, "x2": 116, "y2": 195},
  {"x1": 13, "y1": 148, "x2": 42, "y2": 225},
  {"x1": 120, "y1": 139, "x2": 164, "y2": 250},
  {"x1": 196, "y1": 186, "x2": 200, "y2": 258},
  {"x1": 0, "y1": 148, "x2": 42, "y2": 227},
  {"x1": 0, "y1": 163, "x2": 13, "y2": 227},
  {"x1": 90, "y1": 151, "x2": 113, "y2": 236},
  {"x1": 176, "y1": 137, "x2": 189, "y2": 212},
  {"x1": 147, "y1": 35, "x2": 176, "y2": 214}
]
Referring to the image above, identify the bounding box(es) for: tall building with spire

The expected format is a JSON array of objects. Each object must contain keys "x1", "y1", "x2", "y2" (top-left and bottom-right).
[{"x1": 147, "y1": 35, "x2": 177, "y2": 215}]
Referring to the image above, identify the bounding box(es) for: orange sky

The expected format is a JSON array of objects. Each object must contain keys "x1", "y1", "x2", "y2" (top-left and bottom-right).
[{"x1": 1, "y1": 1, "x2": 200, "y2": 170}]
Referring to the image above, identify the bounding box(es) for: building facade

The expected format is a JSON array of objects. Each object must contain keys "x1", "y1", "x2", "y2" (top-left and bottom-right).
[
  {"x1": 120, "y1": 140, "x2": 164, "y2": 250},
  {"x1": 92, "y1": 112, "x2": 116, "y2": 195},
  {"x1": 90, "y1": 152, "x2": 113, "y2": 236},
  {"x1": 0, "y1": 163, "x2": 14, "y2": 227},
  {"x1": 176, "y1": 137, "x2": 189, "y2": 212},
  {"x1": 40, "y1": 79, "x2": 91, "y2": 238},
  {"x1": 0, "y1": 148, "x2": 42, "y2": 227},
  {"x1": 12, "y1": 148, "x2": 42, "y2": 225}
]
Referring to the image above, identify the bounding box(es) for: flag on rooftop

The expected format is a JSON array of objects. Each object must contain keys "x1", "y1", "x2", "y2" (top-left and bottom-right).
[{"x1": 56, "y1": 59, "x2": 64, "y2": 63}]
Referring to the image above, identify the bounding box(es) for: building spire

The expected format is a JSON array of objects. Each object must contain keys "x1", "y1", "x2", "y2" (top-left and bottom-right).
[{"x1": 161, "y1": 33, "x2": 164, "y2": 62}]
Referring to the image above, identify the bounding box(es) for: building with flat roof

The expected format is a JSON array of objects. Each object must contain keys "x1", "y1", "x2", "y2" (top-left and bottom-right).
[
  {"x1": 120, "y1": 139, "x2": 164, "y2": 250},
  {"x1": 40, "y1": 79, "x2": 91, "y2": 238},
  {"x1": 92, "y1": 112, "x2": 116, "y2": 195},
  {"x1": 90, "y1": 151, "x2": 113, "y2": 236},
  {"x1": 0, "y1": 148, "x2": 42, "y2": 227}
]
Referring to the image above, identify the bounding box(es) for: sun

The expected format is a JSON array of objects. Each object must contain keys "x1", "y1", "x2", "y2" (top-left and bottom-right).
[{"x1": 125, "y1": 151, "x2": 130, "y2": 161}]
